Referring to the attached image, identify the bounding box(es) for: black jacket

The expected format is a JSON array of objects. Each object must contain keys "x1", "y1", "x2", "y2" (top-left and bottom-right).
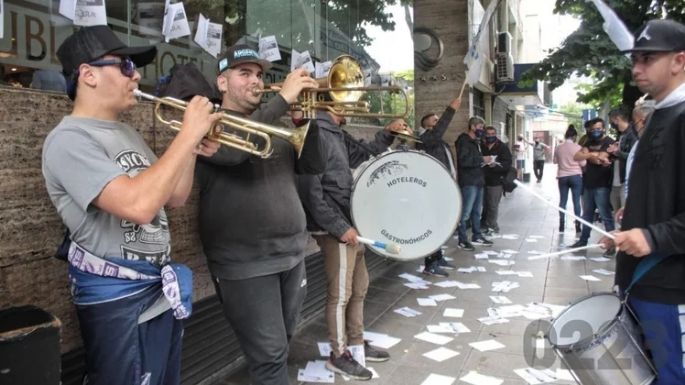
[
  {"x1": 455, "y1": 132, "x2": 484, "y2": 187},
  {"x1": 614, "y1": 125, "x2": 639, "y2": 183},
  {"x1": 415, "y1": 106, "x2": 456, "y2": 171},
  {"x1": 481, "y1": 139, "x2": 513, "y2": 186},
  {"x1": 196, "y1": 95, "x2": 324, "y2": 280},
  {"x1": 297, "y1": 112, "x2": 395, "y2": 238},
  {"x1": 616, "y1": 101, "x2": 685, "y2": 304}
]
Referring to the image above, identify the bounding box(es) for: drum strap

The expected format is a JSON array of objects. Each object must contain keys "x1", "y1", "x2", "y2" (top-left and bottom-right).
[{"x1": 626, "y1": 253, "x2": 668, "y2": 294}]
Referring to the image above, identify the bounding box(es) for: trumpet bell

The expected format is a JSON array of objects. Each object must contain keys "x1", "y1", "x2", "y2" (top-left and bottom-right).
[{"x1": 328, "y1": 55, "x2": 365, "y2": 103}]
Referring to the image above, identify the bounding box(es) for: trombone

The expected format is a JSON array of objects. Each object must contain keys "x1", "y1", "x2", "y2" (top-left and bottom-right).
[
  {"x1": 256, "y1": 55, "x2": 410, "y2": 121},
  {"x1": 133, "y1": 90, "x2": 310, "y2": 158}
]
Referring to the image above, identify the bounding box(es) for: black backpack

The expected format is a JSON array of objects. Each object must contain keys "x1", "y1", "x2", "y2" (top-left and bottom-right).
[{"x1": 502, "y1": 166, "x2": 518, "y2": 193}]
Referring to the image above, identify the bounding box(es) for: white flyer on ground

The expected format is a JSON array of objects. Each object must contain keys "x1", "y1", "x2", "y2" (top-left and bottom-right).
[
  {"x1": 561, "y1": 255, "x2": 586, "y2": 261},
  {"x1": 440, "y1": 322, "x2": 471, "y2": 333},
  {"x1": 423, "y1": 347, "x2": 460, "y2": 362},
  {"x1": 593, "y1": 268, "x2": 615, "y2": 276},
  {"x1": 443, "y1": 308, "x2": 464, "y2": 318},
  {"x1": 513, "y1": 367, "x2": 557, "y2": 384},
  {"x1": 460, "y1": 371, "x2": 503, "y2": 385},
  {"x1": 414, "y1": 331, "x2": 453, "y2": 345},
  {"x1": 394, "y1": 306, "x2": 421, "y2": 317},
  {"x1": 490, "y1": 295, "x2": 512, "y2": 304},
  {"x1": 430, "y1": 294, "x2": 456, "y2": 302},
  {"x1": 418, "y1": 298, "x2": 438, "y2": 306},
  {"x1": 421, "y1": 373, "x2": 455, "y2": 385},
  {"x1": 469, "y1": 339, "x2": 505, "y2": 352},
  {"x1": 317, "y1": 342, "x2": 331, "y2": 357},
  {"x1": 73, "y1": 0, "x2": 108, "y2": 26},
  {"x1": 434, "y1": 280, "x2": 460, "y2": 288},
  {"x1": 363, "y1": 331, "x2": 401, "y2": 349},
  {"x1": 259, "y1": 35, "x2": 281, "y2": 62},
  {"x1": 590, "y1": 256, "x2": 611, "y2": 262},
  {"x1": 579, "y1": 275, "x2": 601, "y2": 282},
  {"x1": 163, "y1": 2, "x2": 191, "y2": 42},
  {"x1": 297, "y1": 360, "x2": 334, "y2": 383}
]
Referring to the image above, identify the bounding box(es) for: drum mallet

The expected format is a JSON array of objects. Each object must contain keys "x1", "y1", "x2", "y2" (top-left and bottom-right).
[
  {"x1": 513, "y1": 180, "x2": 616, "y2": 240},
  {"x1": 357, "y1": 237, "x2": 401, "y2": 254}
]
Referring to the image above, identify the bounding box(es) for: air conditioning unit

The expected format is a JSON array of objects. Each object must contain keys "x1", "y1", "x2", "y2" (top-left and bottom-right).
[
  {"x1": 496, "y1": 53, "x2": 514, "y2": 82},
  {"x1": 497, "y1": 31, "x2": 512, "y2": 54}
]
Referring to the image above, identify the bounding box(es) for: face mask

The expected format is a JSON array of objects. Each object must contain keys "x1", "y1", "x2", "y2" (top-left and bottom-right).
[
  {"x1": 485, "y1": 136, "x2": 497, "y2": 144},
  {"x1": 589, "y1": 130, "x2": 604, "y2": 140},
  {"x1": 475, "y1": 129, "x2": 485, "y2": 138}
]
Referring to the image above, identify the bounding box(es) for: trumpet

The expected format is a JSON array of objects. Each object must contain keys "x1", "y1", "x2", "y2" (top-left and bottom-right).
[
  {"x1": 133, "y1": 90, "x2": 310, "y2": 158},
  {"x1": 256, "y1": 55, "x2": 409, "y2": 120}
]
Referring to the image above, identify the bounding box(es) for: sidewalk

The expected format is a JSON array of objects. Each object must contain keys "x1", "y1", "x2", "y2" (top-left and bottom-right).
[{"x1": 221, "y1": 164, "x2": 615, "y2": 385}]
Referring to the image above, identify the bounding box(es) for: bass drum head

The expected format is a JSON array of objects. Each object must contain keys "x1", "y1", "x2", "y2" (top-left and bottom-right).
[
  {"x1": 548, "y1": 293, "x2": 621, "y2": 348},
  {"x1": 351, "y1": 150, "x2": 461, "y2": 260}
]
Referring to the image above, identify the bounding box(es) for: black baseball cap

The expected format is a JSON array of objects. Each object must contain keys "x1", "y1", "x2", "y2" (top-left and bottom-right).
[
  {"x1": 621, "y1": 19, "x2": 685, "y2": 53},
  {"x1": 57, "y1": 26, "x2": 156, "y2": 99},
  {"x1": 217, "y1": 44, "x2": 272, "y2": 74}
]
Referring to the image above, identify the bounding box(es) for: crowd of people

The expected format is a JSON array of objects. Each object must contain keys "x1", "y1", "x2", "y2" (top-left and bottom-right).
[{"x1": 39, "y1": 17, "x2": 685, "y2": 385}]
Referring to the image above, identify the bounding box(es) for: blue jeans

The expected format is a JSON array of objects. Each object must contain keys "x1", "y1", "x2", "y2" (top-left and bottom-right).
[
  {"x1": 628, "y1": 297, "x2": 685, "y2": 385},
  {"x1": 76, "y1": 286, "x2": 183, "y2": 385},
  {"x1": 458, "y1": 185, "x2": 483, "y2": 242},
  {"x1": 579, "y1": 186, "x2": 615, "y2": 243},
  {"x1": 558, "y1": 175, "x2": 582, "y2": 228}
]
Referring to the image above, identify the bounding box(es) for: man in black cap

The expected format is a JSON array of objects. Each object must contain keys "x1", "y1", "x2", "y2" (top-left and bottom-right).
[
  {"x1": 42, "y1": 26, "x2": 220, "y2": 385},
  {"x1": 195, "y1": 44, "x2": 323, "y2": 385},
  {"x1": 605, "y1": 19, "x2": 685, "y2": 384}
]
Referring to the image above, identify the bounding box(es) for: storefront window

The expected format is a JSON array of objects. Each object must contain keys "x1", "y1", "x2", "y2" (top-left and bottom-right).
[{"x1": 1, "y1": 0, "x2": 414, "y2": 123}]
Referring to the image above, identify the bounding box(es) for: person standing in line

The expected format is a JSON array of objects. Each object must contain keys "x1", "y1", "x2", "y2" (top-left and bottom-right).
[
  {"x1": 553, "y1": 126, "x2": 585, "y2": 233},
  {"x1": 196, "y1": 43, "x2": 323, "y2": 385},
  {"x1": 570, "y1": 118, "x2": 615, "y2": 248},
  {"x1": 513, "y1": 134, "x2": 527, "y2": 180},
  {"x1": 604, "y1": 19, "x2": 685, "y2": 384},
  {"x1": 455, "y1": 117, "x2": 493, "y2": 250},
  {"x1": 480, "y1": 126, "x2": 512, "y2": 235},
  {"x1": 607, "y1": 108, "x2": 638, "y2": 212},
  {"x1": 415, "y1": 96, "x2": 461, "y2": 276},
  {"x1": 42, "y1": 25, "x2": 220, "y2": 385},
  {"x1": 532, "y1": 138, "x2": 550, "y2": 183}
]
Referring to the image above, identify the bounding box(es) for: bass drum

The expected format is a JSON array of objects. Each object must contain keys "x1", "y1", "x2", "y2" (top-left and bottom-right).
[{"x1": 351, "y1": 150, "x2": 461, "y2": 260}]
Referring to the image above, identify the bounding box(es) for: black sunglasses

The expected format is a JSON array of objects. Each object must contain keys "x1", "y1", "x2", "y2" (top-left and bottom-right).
[{"x1": 88, "y1": 57, "x2": 137, "y2": 78}]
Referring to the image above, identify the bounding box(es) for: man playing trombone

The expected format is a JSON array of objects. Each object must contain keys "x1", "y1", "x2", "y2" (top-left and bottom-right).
[
  {"x1": 296, "y1": 100, "x2": 401, "y2": 380},
  {"x1": 42, "y1": 26, "x2": 221, "y2": 385},
  {"x1": 195, "y1": 43, "x2": 323, "y2": 385}
]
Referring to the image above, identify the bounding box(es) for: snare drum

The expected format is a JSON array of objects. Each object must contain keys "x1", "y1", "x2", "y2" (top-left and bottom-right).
[
  {"x1": 548, "y1": 293, "x2": 655, "y2": 385},
  {"x1": 350, "y1": 150, "x2": 461, "y2": 260}
]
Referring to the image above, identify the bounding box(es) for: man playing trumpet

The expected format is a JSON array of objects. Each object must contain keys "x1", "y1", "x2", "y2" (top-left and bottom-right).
[
  {"x1": 195, "y1": 44, "x2": 323, "y2": 385},
  {"x1": 42, "y1": 25, "x2": 220, "y2": 385}
]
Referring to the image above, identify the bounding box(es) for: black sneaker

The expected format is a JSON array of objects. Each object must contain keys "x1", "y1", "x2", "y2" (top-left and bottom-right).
[
  {"x1": 472, "y1": 237, "x2": 493, "y2": 246},
  {"x1": 423, "y1": 262, "x2": 449, "y2": 278},
  {"x1": 326, "y1": 351, "x2": 372, "y2": 380},
  {"x1": 457, "y1": 241, "x2": 475, "y2": 251},
  {"x1": 364, "y1": 340, "x2": 390, "y2": 362},
  {"x1": 568, "y1": 240, "x2": 587, "y2": 248},
  {"x1": 437, "y1": 256, "x2": 456, "y2": 270}
]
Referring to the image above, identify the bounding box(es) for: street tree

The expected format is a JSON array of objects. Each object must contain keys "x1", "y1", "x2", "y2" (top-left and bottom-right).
[{"x1": 521, "y1": 0, "x2": 685, "y2": 109}]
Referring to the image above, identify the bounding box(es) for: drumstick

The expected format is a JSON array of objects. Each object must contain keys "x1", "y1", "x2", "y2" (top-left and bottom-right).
[
  {"x1": 357, "y1": 237, "x2": 401, "y2": 254},
  {"x1": 513, "y1": 180, "x2": 616, "y2": 240},
  {"x1": 527, "y1": 244, "x2": 604, "y2": 260}
]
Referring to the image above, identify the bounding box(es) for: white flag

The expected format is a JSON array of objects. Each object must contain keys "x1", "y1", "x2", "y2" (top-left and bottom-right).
[
  {"x1": 194, "y1": 14, "x2": 222, "y2": 57},
  {"x1": 463, "y1": 0, "x2": 501, "y2": 86},
  {"x1": 291, "y1": 49, "x2": 315, "y2": 74},
  {"x1": 59, "y1": 0, "x2": 76, "y2": 20},
  {"x1": 587, "y1": 0, "x2": 634, "y2": 52}
]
